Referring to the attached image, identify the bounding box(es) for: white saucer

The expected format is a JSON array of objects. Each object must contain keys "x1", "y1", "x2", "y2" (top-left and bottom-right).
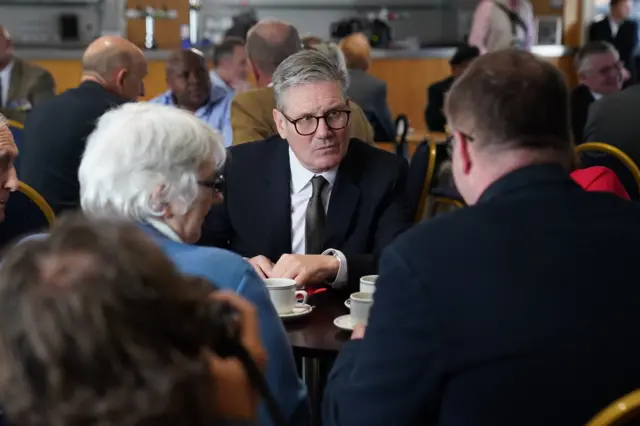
[
  {"x1": 279, "y1": 304, "x2": 313, "y2": 320},
  {"x1": 333, "y1": 314, "x2": 355, "y2": 331}
]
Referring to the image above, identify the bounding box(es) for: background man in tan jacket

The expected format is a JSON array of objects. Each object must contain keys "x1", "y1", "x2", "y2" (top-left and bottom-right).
[
  {"x1": 231, "y1": 19, "x2": 375, "y2": 145},
  {"x1": 0, "y1": 26, "x2": 55, "y2": 124}
]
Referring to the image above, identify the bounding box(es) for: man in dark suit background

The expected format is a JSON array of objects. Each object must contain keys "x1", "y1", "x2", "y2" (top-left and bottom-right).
[
  {"x1": 571, "y1": 41, "x2": 624, "y2": 143},
  {"x1": 0, "y1": 26, "x2": 55, "y2": 124},
  {"x1": 588, "y1": 0, "x2": 638, "y2": 84},
  {"x1": 425, "y1": 45, "x2": 479, "y2": 132},
  {"x1": 340, "y1": 32, "x2": 396, "y2": 142},
  {"x1": 201, "y1": 50, "x2": 410, "y2": 291},
  {"x1": 19, "y1": 36, "x2": 147, "y2": 214},
  {"x1": 324, "y1": 49, "x2": 640, "y2": 426}
]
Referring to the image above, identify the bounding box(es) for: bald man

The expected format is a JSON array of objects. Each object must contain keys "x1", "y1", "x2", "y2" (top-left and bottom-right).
[
  {"x1": 151, "y1": 49, "x2": 232, "y2": 146},
  {"x1": 19, "y1": 36, "x2": 147, "y2": 214},
  {"x1": 0, "y1": 25, "x2": 55, "y2": 124},
  {"x1": 229, "y1": 19, "x2": 375, "y2": 145}
]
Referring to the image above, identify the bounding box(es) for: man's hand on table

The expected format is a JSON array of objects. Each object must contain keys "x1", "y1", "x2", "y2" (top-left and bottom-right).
[
  {"x1": 351, "y1": 323, "x2": 366, "y2": 340},
  {"x1": 248, "y1": 254, "x2": 339, "y2": 287}
]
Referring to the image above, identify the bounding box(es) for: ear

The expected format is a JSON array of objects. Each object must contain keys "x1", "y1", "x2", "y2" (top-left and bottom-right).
[
  {"x1": 248, "y1": 59, "x2": 260, "y2": 83},
  {"x1": 116, "y1": 68, "x2": 128, "y2": 89},
  {"x1": 273, "y1": 109, "x2": 288, "y2": 139},
  {"x1": 150, "y1": 185, "x2": 173, "y2": 219},
  {"x1": 453, "y1": 131, "x2": 473, "y2": 175}
]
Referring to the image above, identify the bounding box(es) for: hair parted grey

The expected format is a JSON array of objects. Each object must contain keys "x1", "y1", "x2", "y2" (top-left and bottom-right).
[{"x1": 272, "y1": 49, "x2": 348, "y2": 112}]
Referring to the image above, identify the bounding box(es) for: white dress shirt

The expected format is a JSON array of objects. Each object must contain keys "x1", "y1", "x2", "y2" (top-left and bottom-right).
[
  {"x1": 289, "y1": 148, "x2": 348, "y2": 288},
  {"x1": 0, "y1": 60, "x2": 14, "y2": 108},
  {"x1": 609, "y1": 16, "x2": 620, "y2": 38},
  {"x1": 146, "y1": 218, "x2": 183, "y2": 243}
]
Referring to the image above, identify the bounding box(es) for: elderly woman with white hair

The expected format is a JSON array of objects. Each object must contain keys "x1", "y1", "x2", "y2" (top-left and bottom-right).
[{"x1": 78, "y1": 102, "x2": 309, "y2": 426}]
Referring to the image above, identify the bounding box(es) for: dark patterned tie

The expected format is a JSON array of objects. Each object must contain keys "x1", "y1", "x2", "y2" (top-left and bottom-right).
[{"x1": 305, "y1": 175, "x2": 327, "y2": 254}]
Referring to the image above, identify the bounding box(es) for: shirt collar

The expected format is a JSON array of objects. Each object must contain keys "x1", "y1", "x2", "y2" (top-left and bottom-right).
[
  {"x1": 210, "y1": 69, "x2": 233, "y2": 93},
  {"x1": 288, "y1": 147, "x2": 338, "y2": 194},
  {"x1": 0, "y1": 60, "x2": 14, "y2": 78},
  {"x1": 590, "y1": 90, "x2": 603, "y2": 100},
  {"x1": 146, "y1": 218, "x2": 183, "y2": 243}
]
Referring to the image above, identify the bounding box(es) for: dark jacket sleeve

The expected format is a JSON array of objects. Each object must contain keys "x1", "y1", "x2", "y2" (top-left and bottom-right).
[
  {"x1": 342, "y1": 157, "x2": 411, "y2": 291},
  {"x1": 425, "y1": 84, "x2": 446, "y2": 132},
  {"x1": 323, "y1": 246, "x2": 443, "y2": 426},
  {"x1": 376, "y1": 83, "x2": 397, "y2": 142}
]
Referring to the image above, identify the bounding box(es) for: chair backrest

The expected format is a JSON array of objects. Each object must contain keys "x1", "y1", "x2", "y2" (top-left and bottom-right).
[
  {"x1": 586, "y1": 389, "x2": 640, "y2": 426},
  {"x1": 576, "y1": 142, "x2": 640, "y2": 200},
  {"x1": 0, "y1": 181, "x2": 55, "y2": 249},
  {"x1": 7, "y1": 119, "x2": 24, "y2": 174},
  {"x1": 407, "y1": 141, "x2": 439, "y2": 221}
]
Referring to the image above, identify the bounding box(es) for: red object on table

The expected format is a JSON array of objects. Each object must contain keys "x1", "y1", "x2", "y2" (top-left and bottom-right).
[{"x1": 570, "y1": 166, "x2": 630, "y2": 200}]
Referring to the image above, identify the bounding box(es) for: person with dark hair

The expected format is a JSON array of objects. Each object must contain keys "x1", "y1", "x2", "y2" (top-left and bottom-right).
[
  {"x1": 570, "y1": 41, "x2": 624, "y2": 143},
  {"x1": 0, "y1": 214, "x2": 266, "y2": 426},
  {"x1": 589, "y1": 0, "x2": 637, "y2": 84},
  {"x1": 424, "y1": 45, "x2": 480, "y2": 132},
  {"x1": 151, "y1": 49, "x2": 233, "y2": 146},
  {"x1": 229, "y1": 19, "x2": 374, "y2": 145},
  {"x1": 210, "y1": 37, "x2": 250, "y2": 95},
  {"x1": 323, "y1": 49, "x2": 640, "y2": 426}
]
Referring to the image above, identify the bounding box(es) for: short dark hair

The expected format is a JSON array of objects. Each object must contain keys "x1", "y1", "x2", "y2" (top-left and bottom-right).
[
  {"x1": 212, "y1": 36, "x2": 245, "y2": 66},
  {"x1": 445, "y1": 49, "x2": 572, "y2": 158},
  {"x1": 449, "y1": 45, "x2": 480, "y2": 66},
  {"x1": 246, "y1": 21, "x2": 301, "y2": 76},
  {"x1": 574, "y1": 41, "x2": 618, "y2": 72},
  {"x1": 0, "y1": 214, "x2": 220, "y2": 426}
]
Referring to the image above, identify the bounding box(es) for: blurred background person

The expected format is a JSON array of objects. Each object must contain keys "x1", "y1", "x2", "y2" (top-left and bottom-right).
[
  {"x1": 0, "y1": 25, "x2": 55, "y2": 124},
  {"x1": 231, "y1": 19, "x2": 373, "y2": 145},
  {"x1": 468, "y1": 0, "x2": 534, "y2": 53},
  {"x1": 19, "y1": 36, "x2": 147, "y2": 215},
  {"x1": 0, "y1": 214, "x2": 266, "y2": 426},
  {"x1": 301, "y1": 33, "x2": 324, "y2": 49},
  {"x1": 210, "y1": 37, "x2": 251, "y2": 95},
  {"x1": 425, "y1": 45, "x2": 480, "y2": 132},
  {"x1": 571, "y1": 41, "x2": 624, "y2": 144},
  {"x1": 340, "y1": 32, "x2": 395, "y2": 142},
  {"x1": 151, "y1": 49, "x2": 232, "y2": 146},
  {"x1": 79, "y1": 102, "x2": 309, "y2": 426},
  {"x1": 0, "y1": 114, "x2": 19, "y2": 223},
  {"x1": 588, "y1": 0, "x2": 638, "y2": 85}
]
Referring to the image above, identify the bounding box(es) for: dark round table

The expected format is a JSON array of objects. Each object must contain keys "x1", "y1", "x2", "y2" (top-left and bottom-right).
[{"x1": 284, "y1": 290, "x2": 350, "y2": 425}]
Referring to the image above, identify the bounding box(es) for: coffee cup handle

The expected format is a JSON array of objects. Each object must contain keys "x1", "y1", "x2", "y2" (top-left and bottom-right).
[{"x1": 295, "y1": 290, "x2": 308, "y2": 304}]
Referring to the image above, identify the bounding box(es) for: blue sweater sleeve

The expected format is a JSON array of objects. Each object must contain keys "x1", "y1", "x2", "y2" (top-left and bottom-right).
[{"x1": 236, "y1": 270, "x2": 311, "y2": 426}]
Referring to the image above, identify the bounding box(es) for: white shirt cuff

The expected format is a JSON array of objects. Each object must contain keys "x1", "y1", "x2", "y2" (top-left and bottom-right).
[{"x1": 322, "y1": 248, "x2": 348, "y2": 289}]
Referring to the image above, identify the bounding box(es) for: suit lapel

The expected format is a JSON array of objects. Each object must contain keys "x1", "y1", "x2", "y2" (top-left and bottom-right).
[
  {"x1": 7, "y1": 59, "x2": 23, "y2": 103},
  {"x1": 324, "y1": 143, "x2": 361, "y2": 249},
  {"x1": 263, "y1": 139, "x2": 293, "y2": 256}
]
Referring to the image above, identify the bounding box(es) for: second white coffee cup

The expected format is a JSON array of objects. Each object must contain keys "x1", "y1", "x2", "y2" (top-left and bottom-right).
[
  {"x1": 350, "y1": 291, "x2": 374, "y2": 325},
  {"x1": 264, "y1": 278, "x2": 308, "y2": 314},
  {"x1": 360, "y1": 275, "x2": 378, "y2": 293}
]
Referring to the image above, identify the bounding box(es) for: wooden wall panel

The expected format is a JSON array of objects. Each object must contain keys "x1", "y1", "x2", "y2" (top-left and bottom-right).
[
  {"x1": 126, "y1": 0, "x2": 189, "y2": 50},
  {"x1": 532, "y1": 0, "x2": 564, "y2": 16},
  {"x1": 369, "y1": 58, "x2": 451, "y2": 133}
]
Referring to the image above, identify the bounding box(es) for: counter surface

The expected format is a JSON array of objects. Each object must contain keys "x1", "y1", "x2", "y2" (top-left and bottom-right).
[{"x1": 16, "y1": 45, "x2": 576, "y2": 61}]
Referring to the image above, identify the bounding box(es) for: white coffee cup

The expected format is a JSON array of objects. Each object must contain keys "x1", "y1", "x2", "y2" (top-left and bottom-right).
[
  {"x1": 360, "y1": 275, "x2": 378, "y2": 293},
  {"x1": 264, "y1": 278, "x2": 308, "y2": 314},
  {"x1": 349, "y1": 291, "x2": 373, "y2": 325}
]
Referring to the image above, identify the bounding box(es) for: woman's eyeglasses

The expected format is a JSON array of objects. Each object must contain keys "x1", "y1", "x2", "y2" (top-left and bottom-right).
[{"x1": 198, "y1": 175, "x2": 225, "y2": 194}]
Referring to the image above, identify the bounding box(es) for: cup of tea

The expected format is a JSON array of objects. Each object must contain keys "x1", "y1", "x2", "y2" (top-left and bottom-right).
[
  {"x1": 264, "y1": 278, "x2": 308, "y2": 314},
  {"x1": 360, "y1": 275, "x2": 377, "y2": 293},
  {"x1": 349, "y1": 291, "x2": 373, "y2": 325}
]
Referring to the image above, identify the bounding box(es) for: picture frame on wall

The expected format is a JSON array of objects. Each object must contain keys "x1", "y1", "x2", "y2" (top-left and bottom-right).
[{"x1": 535, "y1": 16, "x2": 562, "y2": 45}]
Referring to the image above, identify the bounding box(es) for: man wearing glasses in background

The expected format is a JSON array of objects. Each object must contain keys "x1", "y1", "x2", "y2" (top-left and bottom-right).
[
  {"x1": 200, "y1": 50, "x2": 411, "y2": 292},
  {"x1": 570, "y1": 41, "x2": 624, "y2": 144}
]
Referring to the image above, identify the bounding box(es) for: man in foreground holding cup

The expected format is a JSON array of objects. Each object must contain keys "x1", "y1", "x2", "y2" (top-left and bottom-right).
[
  {"x1": 323, "y1": 49, "x2": 640, "y2": 426},
  {"x1": 201, "y1": 50, "x2": 410, "y2": 292}
]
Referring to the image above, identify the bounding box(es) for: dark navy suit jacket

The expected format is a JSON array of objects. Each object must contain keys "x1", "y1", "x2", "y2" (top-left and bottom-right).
[{"x1": 324, "y1": 164, "x2": 640, "y2": 426}]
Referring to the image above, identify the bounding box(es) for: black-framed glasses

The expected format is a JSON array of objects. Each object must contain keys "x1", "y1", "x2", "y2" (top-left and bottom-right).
[
  {"x1": 281, "y1": 110, "x2": 351, "y2": 136},
  {"x1": 198, "y1": 174, "x2": 225, "y2": 194},
  {"x1": 589, "y1": 60, "x2": 624, "y2": 77}
]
